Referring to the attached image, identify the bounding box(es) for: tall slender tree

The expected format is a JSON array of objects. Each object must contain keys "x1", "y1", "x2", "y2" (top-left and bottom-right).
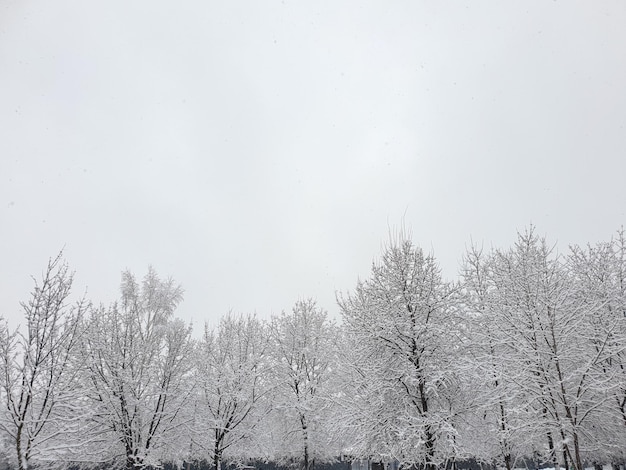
[
  {"x1": 196, "y1": 313, "x2": 271, "y2": 470},
  {"x1": 269, "y1": 299, "x2": 338, "y2": 470},
  {"x1": 483, "y1": 228, "x2": 610, "y2": 470},
  {"x1": 459, "y1": 243, "x2": 536, "y2": 469},
  {"x1": 568, "y1": 229, "x2": 626, "y2": 463},
  {"x1": 0, "y1": 253, "x2": 87, "y2": 470}
]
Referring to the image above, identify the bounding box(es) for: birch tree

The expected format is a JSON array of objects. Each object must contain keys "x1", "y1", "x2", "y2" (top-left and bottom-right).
[
  {"x1": 81, "y1": 268, "x2": 194, "y2": 470},
  {"x1": 0, "y1": 253, "x2": 87, "y2": 470}
]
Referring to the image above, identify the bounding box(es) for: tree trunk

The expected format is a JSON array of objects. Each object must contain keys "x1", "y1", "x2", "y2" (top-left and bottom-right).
[
  {"x1": 417, "y1": 370, "x2": 435, "y2": 470},
  {"x1": 503, "y1": 453, "x2": 511, "y2": 470},
  {"x1": 499, "y1": 400, "x2": 511, "y2": 470},
  {"x1": 301, "y1": 413, "x2": 310, "y2": 470},
  {"x1": 547, "y1": 430, "x2": 559, "y2": 470},
  {"x1": 126, "y1": 451, "x2": 144, "y2": 470},
  {"x1": 424, "y1": 426, "x2": 436, "y2": 470},
  {"x1": 214, "y1": 448, "x2": 222, "y2": 470},
  {"x1": 16, "y1": 425, "x2": 27, "y2": 470},
  {"x1": 572, "y1": 432, "x2": 583, "y2": 470}
]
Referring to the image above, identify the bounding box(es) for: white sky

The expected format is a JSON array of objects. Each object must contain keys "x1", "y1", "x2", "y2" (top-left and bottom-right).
[{"x1": 1, "y1": 1, "x2": 625, "y2": 332}]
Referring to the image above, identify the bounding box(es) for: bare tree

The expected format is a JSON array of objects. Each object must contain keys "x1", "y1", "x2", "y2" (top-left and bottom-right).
[
  {"x1": 0, "y1": 253, "x2": 87, "y2": 470},
  {"x1": 568, "y1": 229, "x2": 626, "y2": 463},
  {"x1": 480, "y1": 228, "x2": 613, "y2": 470},
  {"x1": 338, "y1": 234, "x2": 459, "y2": 469},
  {"x1": 196, "y1": 313, "x2": 271, "y2": 470},
  {"x1": 269, "y1": 299, "x2": 337, "y2": 470},
  {"x1": 80, "y1": 268, "x2": 194, "y2": 470},
  {"x1": 459, "y1": 243, "x2": 533, "y2": 470}
]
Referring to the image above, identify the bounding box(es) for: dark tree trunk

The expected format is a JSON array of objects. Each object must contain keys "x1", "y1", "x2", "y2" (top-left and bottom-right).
[
  {"x1": 16, "y1": 425, "x2": 25, "y2": 470},
  {"x1": 547, "y1": 430, "x2": 559, "y2": 470},
  {"x1": 301, "y1": 413, "x2": 311, "y2": 470},
  {"x1": 126, "y1": 450, "x2": 144, "y2": 470}
]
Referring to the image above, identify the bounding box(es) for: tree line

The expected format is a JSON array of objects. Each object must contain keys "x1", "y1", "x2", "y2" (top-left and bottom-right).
[{"x1": 1, "y1": 226, "x2": 625, "y2": 470}]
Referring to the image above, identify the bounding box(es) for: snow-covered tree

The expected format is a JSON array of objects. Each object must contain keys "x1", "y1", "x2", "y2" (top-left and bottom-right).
[
  {"x1": 482, "y1": 228, "x2": 610, "y2": 470},
  {"x1": 269, "y1": 299, "x2": 339, "y2": 470},
  {"x1": 80, "y1": 268, "x2": 194, "y2": 470},
  {"x1": 459, "y1": 244, "x2": 532, "y2": 469},
  {"x1": 568, "y1": 229, "x2": 626, "y2": 463},
  {"x1": 195, "y1": 313, "x2": 271, "y2": 470},
  {"x1": 0, "y1": 253, "x2": 87, "y2": 470},
  {"x1": 338, "y1": 235, "x2": 459, "y2": 469}
]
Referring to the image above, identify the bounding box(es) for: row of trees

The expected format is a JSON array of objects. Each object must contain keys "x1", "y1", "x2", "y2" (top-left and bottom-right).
[
  {"x1": 1, "y1": 227, "x2": 626, "y2": 470},
  {"x1": 0, "y1": 255, "x2": 341, "y2": 470}
]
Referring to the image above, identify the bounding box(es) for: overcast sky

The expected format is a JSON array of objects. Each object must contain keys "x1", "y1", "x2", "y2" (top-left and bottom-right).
[{"x1": 1, "y1": 1, "x2": 625, "y2": 332}]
